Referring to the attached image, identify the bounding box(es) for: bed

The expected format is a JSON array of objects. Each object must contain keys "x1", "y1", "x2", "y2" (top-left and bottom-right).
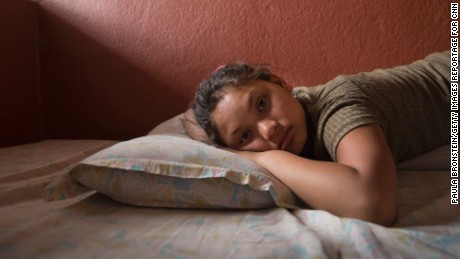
[{"x1": 1, "y1": 114, "x2": 459, "y2": 259}]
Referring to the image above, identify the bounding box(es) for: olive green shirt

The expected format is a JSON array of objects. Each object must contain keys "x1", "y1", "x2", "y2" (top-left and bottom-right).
[{"x1": 293, "y1": 51, "x2": 450, "y2": 162}]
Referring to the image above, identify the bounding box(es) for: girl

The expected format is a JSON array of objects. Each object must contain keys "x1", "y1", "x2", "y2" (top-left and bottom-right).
[{"x1": 189, "y1": 51, "x2": 450, "y2": 226}]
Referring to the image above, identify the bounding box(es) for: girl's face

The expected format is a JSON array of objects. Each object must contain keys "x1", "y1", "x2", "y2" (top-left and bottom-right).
[{"x1": 212, "y1": 80, "x2": 308, "y2": 155}]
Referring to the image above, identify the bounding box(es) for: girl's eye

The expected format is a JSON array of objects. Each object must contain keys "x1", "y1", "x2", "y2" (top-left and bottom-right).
[
  {"x1": 240, "y1": 131, "x2": 250, "y2": 144},
  {"x1": 257, "y1": 97, "x2": 266, "y2": 112}
]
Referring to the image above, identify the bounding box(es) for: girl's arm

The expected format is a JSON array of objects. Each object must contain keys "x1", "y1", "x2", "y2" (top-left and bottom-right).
[{"x1": 245, "y1": 124, "x2": 397, "y2": 226}]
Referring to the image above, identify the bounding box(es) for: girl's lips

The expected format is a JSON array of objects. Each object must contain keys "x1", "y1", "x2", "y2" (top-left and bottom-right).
[{"x1": 280, "y1": 127, "x2": 293, "y2": 151}]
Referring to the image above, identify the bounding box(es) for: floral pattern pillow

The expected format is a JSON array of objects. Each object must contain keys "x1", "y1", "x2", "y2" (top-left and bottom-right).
[{"x1": 44, "y1": 114, "x2": 305, "y2": 209}]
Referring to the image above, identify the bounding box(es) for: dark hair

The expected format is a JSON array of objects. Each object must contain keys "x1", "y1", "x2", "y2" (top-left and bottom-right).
[{"x1": 191, "y1": 62, "x2": 288, "y2": 145}]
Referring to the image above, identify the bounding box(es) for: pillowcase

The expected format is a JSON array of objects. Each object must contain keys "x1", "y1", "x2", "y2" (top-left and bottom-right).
[
  {"x1": 180, "y1": 108, "x2": 214, "y2": 144},
  {"x1": 44, "y1": 113, "x2": 305, "y2": 209}
]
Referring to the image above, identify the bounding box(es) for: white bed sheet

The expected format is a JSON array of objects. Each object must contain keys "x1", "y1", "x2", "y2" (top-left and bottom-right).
[{"x1": 0, "y1": 140, "x2": 459, "y2": 258}]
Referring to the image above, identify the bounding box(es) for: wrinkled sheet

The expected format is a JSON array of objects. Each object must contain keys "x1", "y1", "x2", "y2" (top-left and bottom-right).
[{"x1": 0, "y1": 140, "x2": 459, "y2": 258}]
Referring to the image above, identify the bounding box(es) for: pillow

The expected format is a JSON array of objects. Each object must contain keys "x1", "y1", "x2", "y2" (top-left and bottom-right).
[
  {"x1": 44, "y1": 113, "x2": 305, "y2": 209},
  {"x1": 180, "y1": 108, "x2": 214, "y2": 144}
]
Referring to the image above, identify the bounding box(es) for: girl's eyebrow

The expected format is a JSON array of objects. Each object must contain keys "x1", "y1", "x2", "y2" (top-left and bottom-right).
[{"x1": 231, "y1": 127, "x2": 241, "y2": 137}]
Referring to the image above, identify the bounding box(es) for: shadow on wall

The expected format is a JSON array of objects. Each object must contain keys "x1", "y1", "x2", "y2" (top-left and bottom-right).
[
  {"x1": 4, "y1": 0, "x2": 449, "y2": 145},
  {"x1": 39, "y1": 7, "x2": 191, "y2": 141},
  {"x1": 0, "y1": 0, "x2": 41, "y2": 147}
]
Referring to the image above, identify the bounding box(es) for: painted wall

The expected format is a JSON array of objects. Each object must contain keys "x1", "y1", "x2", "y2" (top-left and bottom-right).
[
  {"x1": 1, "y1": 0, "x2": 450, "y2": 145},
  {"x1": 38, "y1": 0, "x2": 449, "y2": 141},
  {"x1": 0, "y1": 0, "x2": 41, "y2": 147}
]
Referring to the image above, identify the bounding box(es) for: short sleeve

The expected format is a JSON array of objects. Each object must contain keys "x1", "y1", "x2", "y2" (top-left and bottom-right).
[{"x1": 322, "y1": 105, "x2": 381, "y2": 161}]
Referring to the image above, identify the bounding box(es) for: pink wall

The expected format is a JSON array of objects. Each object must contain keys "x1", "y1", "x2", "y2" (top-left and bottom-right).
[
  {"x1": 0, "y1": 0, "x2": 41, "y2": 147},
  {"x1": 0, "y1": 0, "x2": 450, "y2": 146},
  {"x1": 37, "y1": 0, "x2": 449, "y2": 141}
]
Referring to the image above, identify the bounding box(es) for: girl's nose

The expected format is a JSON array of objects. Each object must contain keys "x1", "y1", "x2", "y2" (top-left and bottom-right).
[{"x1": 258, "y1": 119, "x2": 278, "y2": 141}]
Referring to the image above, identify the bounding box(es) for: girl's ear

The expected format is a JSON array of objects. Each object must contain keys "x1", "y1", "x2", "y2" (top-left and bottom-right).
[
  {"x1": 272, "y1": 75, "x2": 293, "y2": 92},
  {"x1": 271, "y1": 74, "x2": 293, "y2": 91},
  {"x1": 280, "y1": 81, "x2": 293, "y2": 91}
]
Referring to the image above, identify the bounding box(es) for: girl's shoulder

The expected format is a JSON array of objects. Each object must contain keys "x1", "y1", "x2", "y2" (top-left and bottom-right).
[{"x1": 292, "y1": 75, "x2": 360, "y2": 102}]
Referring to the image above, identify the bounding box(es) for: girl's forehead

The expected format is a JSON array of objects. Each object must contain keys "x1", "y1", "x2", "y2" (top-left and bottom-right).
[
  {"x1": 222, "y1": 80, "x2": 267, "y2": 93},
  {"x1": 216, "y1": 88, "x2": 248, "y2": 110},
  {"x1": 213, "y1": 86, "x2": 256, "y2": 126},
  {"x1": 218, "y1": 83, "x2": 253, "y2": 99},
  {"x1": 217, "y1": 80, "x2": 281, "y2": 105}
]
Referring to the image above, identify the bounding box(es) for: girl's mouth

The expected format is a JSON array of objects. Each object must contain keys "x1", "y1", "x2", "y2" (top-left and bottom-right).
[{"x1": 280, "y1": 127, "x2": 293, "y2": 151}]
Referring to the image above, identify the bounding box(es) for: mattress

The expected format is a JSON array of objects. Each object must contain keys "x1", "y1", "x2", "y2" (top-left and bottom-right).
[{"x1": 0, "y1": 140, "x2": 459, "y2": 258}]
